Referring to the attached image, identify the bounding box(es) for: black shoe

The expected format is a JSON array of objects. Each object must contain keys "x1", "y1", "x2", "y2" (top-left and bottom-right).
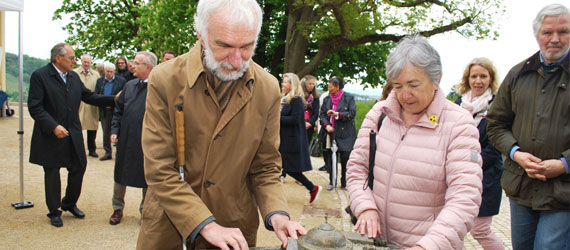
[
  {"x1": 50, "y1": 216, "x2": 63, "y2": 227},
  {"x1": 88, "y1": 151, "x2": 98, "y2": 158},
  {"x1": 62, "y1": 206, "x2": 85, "y2": 219},
  {"x1": 318, "y1": 166, "x2": 327, "y2": 171},
  {"x1": 99, "y1": 154, "x2": 112, "y2": 161}
]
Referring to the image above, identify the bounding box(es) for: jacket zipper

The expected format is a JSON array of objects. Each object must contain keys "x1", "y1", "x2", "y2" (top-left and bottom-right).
[{"x1": 384, "y1": 125, "x2": 408, "y2": 241}]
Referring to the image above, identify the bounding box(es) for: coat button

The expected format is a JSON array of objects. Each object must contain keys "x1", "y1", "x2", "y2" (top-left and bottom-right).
[
  {"x1": 541, "y1": 89, "x2": 546, "y2": 94},
  {"x1": 536, "y1": 112, "x2": 540, "y2": 117},
  {"x1": 204, "y1": 180, "x2": 213, "y2": 188},
  {"x1": 531, "y1": 136, "x2": 536, "y2": 141}
]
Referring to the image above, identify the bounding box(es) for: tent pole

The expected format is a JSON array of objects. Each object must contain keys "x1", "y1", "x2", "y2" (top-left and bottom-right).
[{"x1": 12, "y1": 10, "x2": 33, "y2": 210}]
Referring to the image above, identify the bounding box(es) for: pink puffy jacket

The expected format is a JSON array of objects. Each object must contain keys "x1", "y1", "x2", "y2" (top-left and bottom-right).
[{"x1": 347, "y1": 89, "x2": 482, "y2": 249}]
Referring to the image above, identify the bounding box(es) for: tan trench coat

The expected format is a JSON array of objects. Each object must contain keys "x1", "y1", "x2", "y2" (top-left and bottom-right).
[
  {"x1": 74, "y1": 67, "x2": 100, "y2": 130},
  {"x1": 137, "y1": 43, "x2": 288, "y2": 249}
]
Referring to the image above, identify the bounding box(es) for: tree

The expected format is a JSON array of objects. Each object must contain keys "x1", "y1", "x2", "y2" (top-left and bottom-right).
[
  {"x1": 54, "y1": 0, "x2": 505, "y2": 88},
  {"x1": 282, "y1": 0, "x2": 504, "y2": 88}
]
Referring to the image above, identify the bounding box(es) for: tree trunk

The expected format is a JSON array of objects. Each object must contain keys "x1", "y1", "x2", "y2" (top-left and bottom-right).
[{"x1": 283, "y1": 3, "x2": 313, "y2": 75}]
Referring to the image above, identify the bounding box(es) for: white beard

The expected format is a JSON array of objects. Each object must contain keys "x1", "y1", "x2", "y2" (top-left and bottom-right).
[{"x1": 203, "y1": 44, "x2": 251, "y2": 82}]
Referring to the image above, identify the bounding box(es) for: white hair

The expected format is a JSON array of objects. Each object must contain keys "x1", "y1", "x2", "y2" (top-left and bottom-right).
[
  {"x1": 137, "y1": 51, "x2": 158, "y2": 68},
  {"x1": 194, "y1": 0, "x2": 263, "y2": 43},
  {"x1": 533, "y1": 4, "x2": 570, "y2": 38},
  {"x1": 386, "y1": 35, "x2": 442, "y2": 85},
  {"x1": 103, "y1": 62, "x2": 116, "y2": 70}
]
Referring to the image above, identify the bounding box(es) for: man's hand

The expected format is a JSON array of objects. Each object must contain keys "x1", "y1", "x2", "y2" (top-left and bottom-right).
[
  {"x1": 537, "y1": 159, "x2": 566, "y2": 180},
  {"x1": 354, "y1": 209, "x2": 382, "y2": 239},
  {"x1": 271, "y1": 214, "x2": 307, "y2": 248},
  {"x1": 200, "y1": 222, "x2": 248, "y2": 250},
  {"x1": 513, "y1": 151, "x2": 545, "y2": 181},
  {"x1": 110, "y1": 134, "x2": 118, "y2": 144},
  {"x1": 305, "y1": 122, "x2": 311, "y2": 129},
  {"x1": 53, "y1": 125, "x2": 69, "y2": 139}
]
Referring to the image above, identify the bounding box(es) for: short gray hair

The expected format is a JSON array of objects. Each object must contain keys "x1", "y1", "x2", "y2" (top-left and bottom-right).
[
  {"x1": 137, "y1": 51, "x2": 158, "y2": 68},
  {"x1": 104, "y1": 62, "x2": 116, "y2": 71},
  {"x1": 386, "y1": 35, "x2": 442, "y2": 85},
  {"x1": 194, "y1": 0, "x2": 262, "y2": 43},
  {"x1": 50, "y1": 43, "x2": 68, "y2": 63},
  {"x1": 533, "y1": 4, "x2": 570, "y2": 38}
]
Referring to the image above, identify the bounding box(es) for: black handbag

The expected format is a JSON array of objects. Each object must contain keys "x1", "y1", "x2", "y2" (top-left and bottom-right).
[
  {"x1": 309, "y1": 138, "x2": 322, "y2": 157},
  {"x1": 346, "y1": 112, "x2": 386, "y2": 225}
]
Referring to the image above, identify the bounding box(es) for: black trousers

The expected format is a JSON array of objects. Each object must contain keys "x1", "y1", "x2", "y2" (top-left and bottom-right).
[
  {"x1": 323, "y1": 150, "x2": 350, "y2": 187},
  {"x1": 284, "y1": 171, "x2": 316, "y2": 192},
  {"x1": 86, "y1": 130, "x2": 97, "y2": 153},
  {"x1": 43, "y1": 152, "x2": 85, "y2": 218},
  {"x1": 100, "y1": 108, "x2": 113, "y2": 155}
]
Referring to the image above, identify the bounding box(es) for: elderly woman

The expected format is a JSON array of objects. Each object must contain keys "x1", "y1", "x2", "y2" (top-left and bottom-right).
[
  {"x1": 280, "y1": 73, "x2": 322, "y2": 204},
  {"x1": 319, "y1": 76, "x2": 357, "y2": 190},
  {"x1": 455, "y1": 58, "x2": 504, "y2": 250},
  {"x1": 346, "y1": 35, "x2": 483, "y2": 249}
]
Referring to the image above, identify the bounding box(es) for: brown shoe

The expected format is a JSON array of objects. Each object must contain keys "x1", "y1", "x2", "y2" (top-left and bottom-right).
[{"x1": 109, "y1": 209, "x2": 123, "y2": 225}]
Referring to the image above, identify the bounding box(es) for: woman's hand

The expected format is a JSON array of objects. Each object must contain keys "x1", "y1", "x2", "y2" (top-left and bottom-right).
[
  {"x1": 325, "y1": 125, "x2": 334, "y2": 133},
  {"x1": 354, "y1": 209, "x2": 381, "y2": 239},
  {"x1": 327, "y1": 109, "x2": 338, "y2": 117},
  {"x1": 305, "y1": 122, "x2": 311, "y2": 129}
]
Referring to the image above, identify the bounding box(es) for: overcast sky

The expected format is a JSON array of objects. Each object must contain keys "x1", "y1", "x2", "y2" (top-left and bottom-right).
[{"x1": 4, "y1": 0, "x2": 568, "y2": 94}]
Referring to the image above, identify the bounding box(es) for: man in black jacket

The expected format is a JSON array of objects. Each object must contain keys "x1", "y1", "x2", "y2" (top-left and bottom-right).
[
  {"x1": 95, "y1": 63, "x2": 125, "y2": 160},
  {"x1": 28, "y1": 43, "x2": 115, "y2": 227}
]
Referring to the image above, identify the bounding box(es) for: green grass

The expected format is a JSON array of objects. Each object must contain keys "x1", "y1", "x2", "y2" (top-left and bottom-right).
[{"x1": 355, "y1": 100, "x2": 376, "y2": 133}]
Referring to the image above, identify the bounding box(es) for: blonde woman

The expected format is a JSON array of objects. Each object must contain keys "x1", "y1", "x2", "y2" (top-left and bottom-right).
[
  {"x1": 455, "y1": 57, "x2": 504, "y2": 250},
  {"x1": 280, "y1": 73, "x2": 322, "y2": 204}
]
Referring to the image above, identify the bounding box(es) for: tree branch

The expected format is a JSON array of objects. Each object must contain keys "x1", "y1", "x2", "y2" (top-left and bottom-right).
[{"x1": 298, "y1": 15, "x2": 474, "y2": 76}]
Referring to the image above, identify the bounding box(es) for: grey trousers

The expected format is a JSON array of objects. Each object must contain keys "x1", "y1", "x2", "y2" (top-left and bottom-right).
[{"x1": 112, "y1": 181, "x2": 147, "y2": 214}]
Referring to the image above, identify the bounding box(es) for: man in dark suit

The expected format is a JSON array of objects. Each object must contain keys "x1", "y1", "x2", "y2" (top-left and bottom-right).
[
  {"x1": 95, "y1": 63, "x2": 125, "y2": 161},
  {"x1": 28, "y1": 43, "x2": 115, "y2": 227}
]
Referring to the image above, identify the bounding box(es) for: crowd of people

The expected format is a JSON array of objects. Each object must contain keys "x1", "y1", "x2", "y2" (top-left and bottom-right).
[{"x1": 24, "y1": 0, "x2": 569, "y2": 249}]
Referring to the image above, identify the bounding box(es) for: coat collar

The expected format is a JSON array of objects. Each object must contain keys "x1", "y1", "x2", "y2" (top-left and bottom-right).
[
  {"x1": 520, "y1": 51, "x2": 570, "y2": 76},
  {"x1": 48, "y1": 63, "x2": 68, "y2": 86},
  {"x1": 381, "y1": 86, "x2": 446, "y2": 129}
]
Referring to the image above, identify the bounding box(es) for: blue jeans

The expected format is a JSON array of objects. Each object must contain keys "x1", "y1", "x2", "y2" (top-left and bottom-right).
[{"x1": 509, "y1": 199, "x2": 570, "y2": 250}]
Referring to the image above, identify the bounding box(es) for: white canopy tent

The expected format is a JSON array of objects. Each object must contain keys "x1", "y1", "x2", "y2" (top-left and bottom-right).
[{"x1": 1, "y1": 0, "x2": 33, "y2": 209}]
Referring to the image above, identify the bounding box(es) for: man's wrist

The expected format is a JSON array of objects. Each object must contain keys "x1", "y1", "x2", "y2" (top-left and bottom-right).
[
  {"x1": 509, "y1": 145, "x2": 520, "y2": 161},
  {"x1": 560, "y1": 157, "x2": 569, "y2": 174}
]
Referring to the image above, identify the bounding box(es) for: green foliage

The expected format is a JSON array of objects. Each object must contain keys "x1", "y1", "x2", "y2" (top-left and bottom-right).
[
  {"x1": 355, "y1": 100, "x2": 376, "y2": 133},
  {"x1": 446, "y1": 87, "x2": 460, "y2": 102},
  {"x1": 4, "y1": 52, "x2": 49, "y2": 102},
  {"x1": 54, "y1": 0, "x2": 149, "y2": 61},
  {"x1": 137, "y1": 0, "x2": 198, "y2": 57},
  {"x1": 53, "y1": 0, "x2": 506, "y2": 89}
]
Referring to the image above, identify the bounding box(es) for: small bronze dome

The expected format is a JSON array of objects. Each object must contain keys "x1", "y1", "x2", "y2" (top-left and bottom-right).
[{"x1": 297, "y1": 223, "x2": 352, "y2": 250}]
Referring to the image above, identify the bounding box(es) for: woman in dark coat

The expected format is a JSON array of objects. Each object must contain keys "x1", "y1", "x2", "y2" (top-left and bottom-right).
[
  {"x1": 319, "y1": 76, "x2": 356, "y2": 190},
  {"x1": 301, "y1": 75, "x2": 320, "y2": 144},
  {"x1": 280, "y1": 73, "x2": 322, "y2": 204},
  {"x1": 455, "y1": 57, "x2": 504, "y2": 250}
]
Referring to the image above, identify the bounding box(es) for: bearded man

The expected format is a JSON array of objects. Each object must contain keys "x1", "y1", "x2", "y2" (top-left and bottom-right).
[{"x1": 136, "y1": 0, "x2": 306, "y2": 249}]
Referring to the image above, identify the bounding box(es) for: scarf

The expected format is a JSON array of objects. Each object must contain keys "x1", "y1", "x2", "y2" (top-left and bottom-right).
[
  {"x1": 304, "y1": 95, "x2": 313, "y2": 122},
  {"x1": 329, "y1": 89, "x2": 344, "y2": 128},
  {"x1": 461, "y1": 88, "x2": 492, "y2": 126}
]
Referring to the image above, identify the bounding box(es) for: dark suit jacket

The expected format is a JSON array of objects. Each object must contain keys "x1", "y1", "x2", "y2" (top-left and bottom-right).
[
  {"x1": 28, "y1": 63, "x2": 115, "y2": 168},
  {"x1": 319, "y1": 91, "x2": 357, "y2": 152},
  {"x1": 279, "y1": 96, "x2": 312, "y2": 172},
  {"x1": 95, "y1": 75, "x2": 126, "y2": 119}
]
